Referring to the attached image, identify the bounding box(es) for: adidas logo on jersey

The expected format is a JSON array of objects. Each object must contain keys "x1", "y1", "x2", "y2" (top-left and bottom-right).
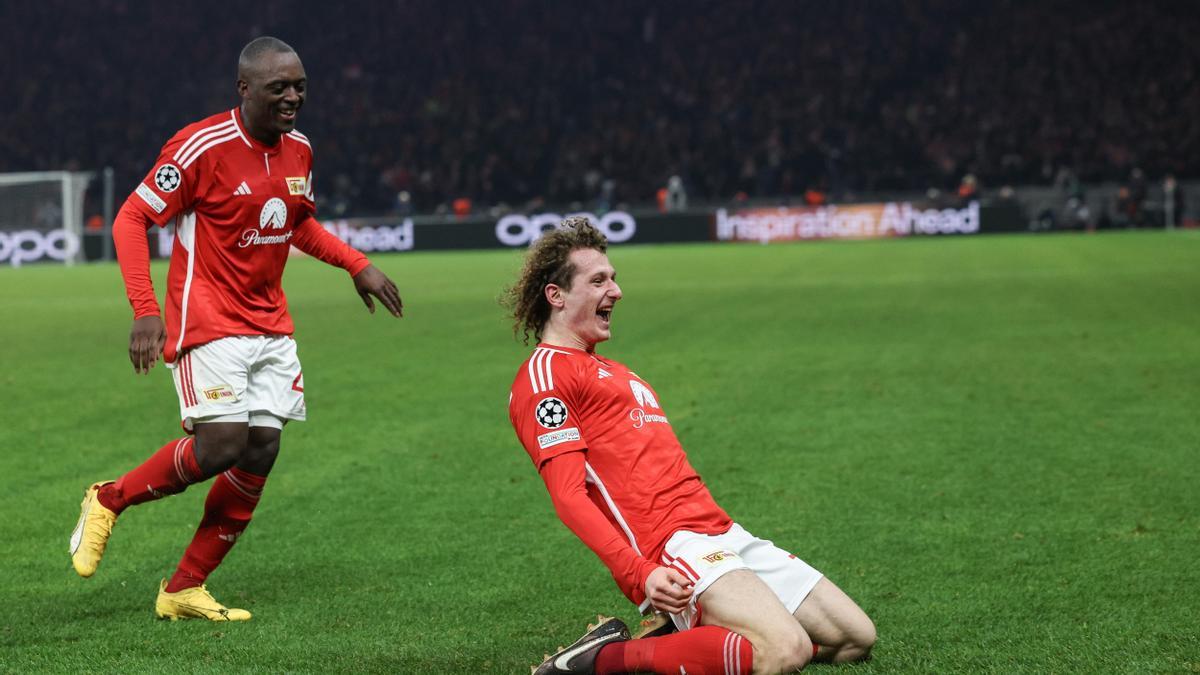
[
  {"x1": 233, "y1": 181, "x2": 252, "y2": 196},
  {"x1": 598, "y1": 368, "x2": 613, "y2": 379}
]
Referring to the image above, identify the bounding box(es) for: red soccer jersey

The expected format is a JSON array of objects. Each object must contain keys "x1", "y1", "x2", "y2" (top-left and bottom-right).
[
  {"x1": 120, "y1": 107, "x2": 367, "y2": 363},
  {"x1": 509, "y1": 344, "x2": 733, "y2": 605}
]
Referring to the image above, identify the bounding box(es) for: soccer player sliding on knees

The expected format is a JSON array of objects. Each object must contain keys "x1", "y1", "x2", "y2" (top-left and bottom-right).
[
  {"x1": 69, "y1": 36, "x2": 403, "y2": 621},
  {"x1": 505, "y1": 218, "x2": 874, "y2": 673}
]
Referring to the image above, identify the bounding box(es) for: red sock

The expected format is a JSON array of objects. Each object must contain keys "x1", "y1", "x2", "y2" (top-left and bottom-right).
[
  {"x1": 99, "y1": 437, "x2": 202, "y2": 514},
  {"x1": 595, "y1": 625, "x2": 753, "y2": 675},
  {"x1": 165, "y1": 467, "x2": 266, "y2": 592}
]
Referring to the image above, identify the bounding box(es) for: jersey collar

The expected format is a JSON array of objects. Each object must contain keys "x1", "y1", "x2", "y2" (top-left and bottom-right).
[
  {"x1": 231, "y1": 107, "x2": 284, "y2": 155},
  {"x1": 537, "y1": 342, "x2": 595, "y2": 356}
]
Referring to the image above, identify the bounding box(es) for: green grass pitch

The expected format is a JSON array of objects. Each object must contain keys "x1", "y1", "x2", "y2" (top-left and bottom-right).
[{"x1": 1, "y1": 230, "x2": 1197, "y2": 673}]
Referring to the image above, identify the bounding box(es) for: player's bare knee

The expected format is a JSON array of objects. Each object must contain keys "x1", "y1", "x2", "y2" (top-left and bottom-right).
[
  {"x1": 841, "y1": 617, "x2": 877, "y2": 662},
  {"x1": 193, "y1": 425, "x2": 250, "y2": 477},
  {"x1": 240, "y1": 445, "x2": 279, "y2": 475},
  {"x1": 783, "y1": 629, "x2": 815, "y2": 672},
  {"x1": 858, "y1": 616, "x2": 877, "y2": 652},
  {"x1": 826, "y1": 616, "x2": 876, "y2": 664},
  {"x1": 751, "y1": 628, "x2": 812, "y2": 674},
  {"x1": 196, "y1": 441, "x2": 243, "y2": 476},
  {"x1": 240, "y1": 427, "x2": 281, "y2": 475}
]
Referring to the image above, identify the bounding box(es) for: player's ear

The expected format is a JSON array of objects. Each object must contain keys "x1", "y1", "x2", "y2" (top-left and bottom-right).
[
  {"x1": 544, "y1": 284, "x2": 565, "y2": 309},
  {"x1": 236, "y1": 78, "x2": 249, "y2": 98}
]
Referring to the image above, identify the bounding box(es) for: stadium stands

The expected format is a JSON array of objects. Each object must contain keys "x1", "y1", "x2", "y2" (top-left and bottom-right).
[{"x1": 3, "y1": 1, "x2": 1197, "y2": 217}]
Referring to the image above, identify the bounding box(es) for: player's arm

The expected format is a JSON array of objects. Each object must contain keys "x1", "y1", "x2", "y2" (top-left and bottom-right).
[
  {"x1": 113, "y1": 197, "x2": 166, "y2": 374},
  {"x1": 116, "y1": 134, "x2": 205, "y2": 373},
  {"x1": 291, "y1": 216, "x2": 403, "y2": 317},
  {"x1": 539, "y1": 451, "x2": 692, "y2": 613}
]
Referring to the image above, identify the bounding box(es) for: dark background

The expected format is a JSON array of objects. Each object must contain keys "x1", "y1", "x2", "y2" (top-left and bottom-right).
[{"x1": 3, "y1": 1, "x2": 1197, "y2": 218}]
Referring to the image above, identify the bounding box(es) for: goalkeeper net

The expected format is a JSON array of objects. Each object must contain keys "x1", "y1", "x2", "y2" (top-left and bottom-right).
[{"x1": 0, "y1": 171, "x2": 93, "y2": 267}]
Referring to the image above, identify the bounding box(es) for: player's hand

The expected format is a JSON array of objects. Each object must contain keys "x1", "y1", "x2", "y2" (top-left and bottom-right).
[
  {"x1": 129, "y1": 315, "x2": 166, "y2": 375},
  {"x1": 644, "y1": 566, "x2": 694, "y2": 615},
  {"x1": 352, "y1": 264, "x2": 403, "y2": 317}
]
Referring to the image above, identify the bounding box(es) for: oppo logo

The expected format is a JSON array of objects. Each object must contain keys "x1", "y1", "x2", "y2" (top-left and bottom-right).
[
  {"x1": 0, "y1": 229, "x2": 80, "y2": 267},
  {"x1": 495, "y1": 211, "x2": 636, "y2": 246}
]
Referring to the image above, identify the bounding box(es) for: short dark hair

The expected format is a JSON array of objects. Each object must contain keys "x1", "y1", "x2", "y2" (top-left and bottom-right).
[
  {"x1": 238, "y1": 36, "x2": 296, "y2": 77},
  {"x1": 502, "y1": 216, "x2": 609, "y2": 344}
]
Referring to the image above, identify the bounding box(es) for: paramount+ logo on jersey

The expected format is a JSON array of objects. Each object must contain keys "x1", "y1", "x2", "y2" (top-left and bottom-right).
[
  {"x1": 239, "y1": 199, "x2": 293, "y2": 248},
  {"x1": 628, "y1": 379, "x2": 669, "y2": 429}
]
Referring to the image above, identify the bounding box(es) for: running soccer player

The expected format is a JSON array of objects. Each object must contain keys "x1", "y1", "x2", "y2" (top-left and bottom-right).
[
  {"x1": 69, "y1": 36, "x2": 403, "y2": 621},
  {"x1": 506, "y1": 218, "x2": 875, "y2": 673}
]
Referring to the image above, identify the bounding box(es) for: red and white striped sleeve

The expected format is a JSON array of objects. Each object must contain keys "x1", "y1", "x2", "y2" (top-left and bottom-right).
[
  {"x1": 125, "y1": 120, "x2": 227, "y2": 225},
  {"x1": 114, "y1": 122, "x2": 219, "y2": 319},
  {"x1": 510, "y1": 347, "x2": 588, "y2": 468}
]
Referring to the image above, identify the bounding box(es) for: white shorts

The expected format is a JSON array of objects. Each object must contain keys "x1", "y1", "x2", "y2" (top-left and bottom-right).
[
  {"x1": 169, "y1": 335, "x2": 306, "y2": 431},
  {"x1": 660, "y1": 523, "x2": 823, "y2": 631}
]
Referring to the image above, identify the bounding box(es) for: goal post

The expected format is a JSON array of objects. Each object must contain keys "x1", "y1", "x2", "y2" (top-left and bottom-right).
[{"x1": 0, "y1": 171, "x2": 94, "y2": 267}]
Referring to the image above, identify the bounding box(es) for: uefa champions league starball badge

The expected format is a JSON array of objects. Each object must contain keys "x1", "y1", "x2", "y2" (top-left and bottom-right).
[
  {"x1": 535, "y1": 397, "x2": 568, "y2": 429},
  {"x1": 154, "y1": 164, "x2": 181, "y2": 192}
]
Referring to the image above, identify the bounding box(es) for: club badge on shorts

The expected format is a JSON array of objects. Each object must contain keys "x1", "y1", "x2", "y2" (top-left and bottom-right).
[
  {"x1": 203, "y1": 384, "x2": 237, "y2": 402},
  {"x1": 700, "y1": 550, "x2": 740, "y2": 566}
]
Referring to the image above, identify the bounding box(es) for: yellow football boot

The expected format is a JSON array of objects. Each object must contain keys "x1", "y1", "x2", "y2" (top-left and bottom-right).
[
  {"x1": 69, "y1": 481, "x2": 118, "y2": 578},
  {"x1": 155, "y1": 580, "x2": 252, "y2": 621}
]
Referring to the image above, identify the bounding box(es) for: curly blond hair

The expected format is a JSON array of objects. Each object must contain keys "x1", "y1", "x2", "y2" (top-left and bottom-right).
[{"x1": 502, "y1": 216, "x2": 608, "y2": 344}]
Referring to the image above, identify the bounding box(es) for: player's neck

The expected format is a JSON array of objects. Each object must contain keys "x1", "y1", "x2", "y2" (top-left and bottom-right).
[
  {"x1": 539, "y1": 325, "x2": 596, "y2": 353},
  {"x1": 238, "y1": 105, "x2": 282, "y2": 147}
]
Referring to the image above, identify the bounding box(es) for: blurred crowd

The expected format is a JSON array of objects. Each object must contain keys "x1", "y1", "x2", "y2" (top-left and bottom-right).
[{"x1": 2, "y1": 1, "x2": 1197, "y2": 217}]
